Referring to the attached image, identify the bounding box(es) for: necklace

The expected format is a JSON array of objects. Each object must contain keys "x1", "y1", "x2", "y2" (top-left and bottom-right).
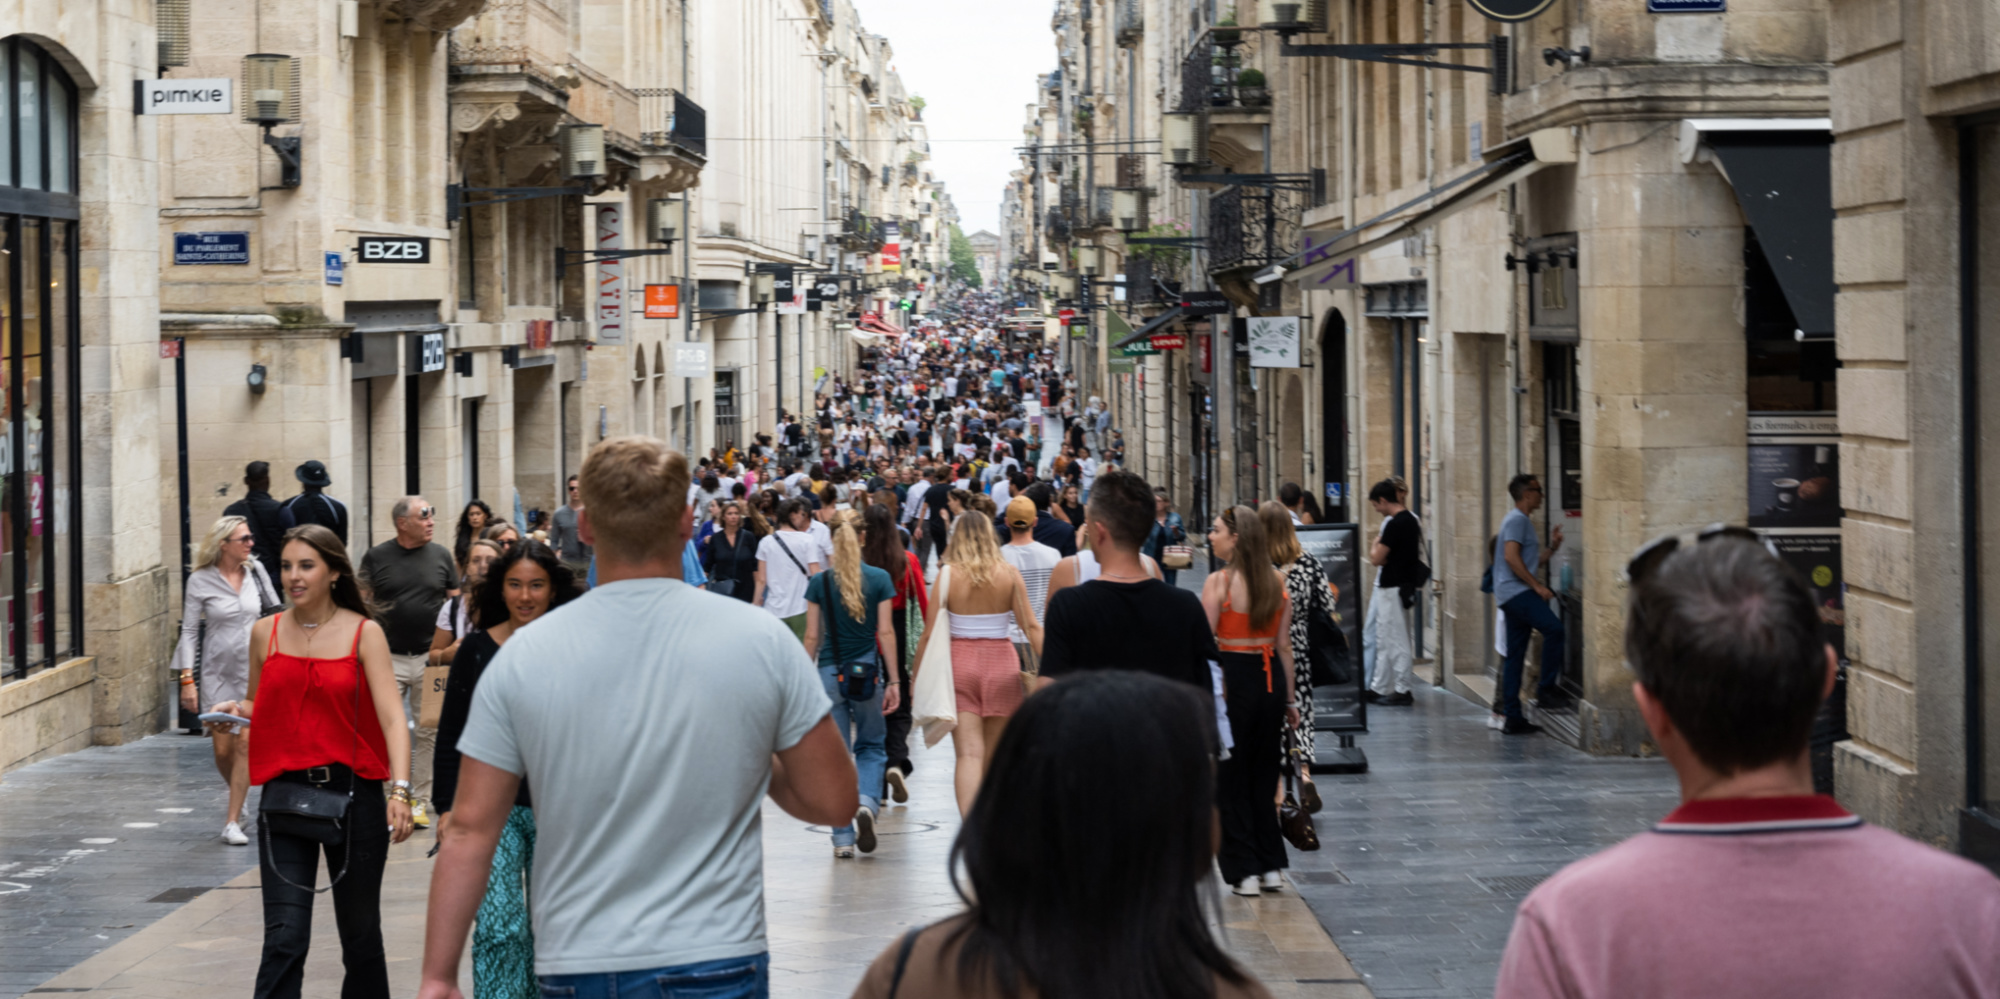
[{"x1": 296, "y1": 608, "x2": 336, "y2": 631}]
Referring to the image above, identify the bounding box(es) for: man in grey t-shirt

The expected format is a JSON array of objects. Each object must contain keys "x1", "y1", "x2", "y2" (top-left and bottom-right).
[
  {"x1": 549, "y1": 474, "x2": 591, "y2": 579},
  {"x1": 1493, "y1": 474, "x2": 1565, "y2": 734},
  {"x1": 419, "y1": 437, "x2": 856, "y2": 999}
]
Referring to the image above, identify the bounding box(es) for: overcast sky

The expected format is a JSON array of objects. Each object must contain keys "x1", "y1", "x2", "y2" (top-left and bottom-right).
[{"x1": 849, "y1": 0, "x2": 1052, "y2": 235}]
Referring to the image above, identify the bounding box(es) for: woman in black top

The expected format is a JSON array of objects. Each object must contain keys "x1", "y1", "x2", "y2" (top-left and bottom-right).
[
  {"x1": 433, "y1": 540, "x2": 581, "y2": 999},
  {"x1": 701, "y1": 501, "x2": 763, "y2": 601},
  {"x1": 1057, "y1": 483, "x2": 1086, "y2": 533}
]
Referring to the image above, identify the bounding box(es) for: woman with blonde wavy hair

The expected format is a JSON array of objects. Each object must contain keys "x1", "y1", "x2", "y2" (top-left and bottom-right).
[
  {"x1": 911, "y1": 510, "x2": 1043, "y2": 816},
  {"x1": 803, "y1": 512, "x2": 901, "y2": 858},
  {"x1": 168, "y1": 514, "x2": 281, "y2": 846}
]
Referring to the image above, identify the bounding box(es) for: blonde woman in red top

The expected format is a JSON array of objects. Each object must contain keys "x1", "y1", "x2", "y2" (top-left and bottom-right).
[{"x1": 213, "y1": 523, "x2": 413, "y2": 999}]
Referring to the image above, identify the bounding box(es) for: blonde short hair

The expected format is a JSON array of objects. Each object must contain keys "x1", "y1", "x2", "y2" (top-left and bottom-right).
[
  {"x1": 579, "y1": 436, "x2": 692, "y2": 564},
  {"x1": 192, "y1": 515, "x2": 249, "y2": 572}
]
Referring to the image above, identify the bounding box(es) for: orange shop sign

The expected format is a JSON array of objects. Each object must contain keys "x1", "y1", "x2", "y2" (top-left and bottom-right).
[{"x1": 645, "y1": 283, "x2": 681, "y2": 319}]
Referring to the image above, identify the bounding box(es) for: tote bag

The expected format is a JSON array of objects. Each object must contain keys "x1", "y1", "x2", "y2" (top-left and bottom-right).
[{"x1": 911, "y1": 566, "x2": 958, "y2": 747}]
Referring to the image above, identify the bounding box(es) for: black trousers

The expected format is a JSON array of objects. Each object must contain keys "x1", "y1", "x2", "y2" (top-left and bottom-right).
[
  {"x1": 254, "y1": 772, "x2": 391, "y2": 999},
  {"x1": 883, "y1": 603, "x2": 915, "y2": 778},
  {"x1": 1216, "y1": 651, "x2": 1288, "y2": 885}
]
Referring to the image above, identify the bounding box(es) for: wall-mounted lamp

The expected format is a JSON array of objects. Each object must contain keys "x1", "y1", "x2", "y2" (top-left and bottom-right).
[
  {"x1": 645, "y1": 198, "x2": 684, "y2": 246},
  {"x1": 1542, "y1": 46, "x2": 1590, "y2": 69},
  {"x1": 247, "y1": 363, "x2": 268, "y2": 394},
  {"x1": 242, "y1": 54, "x2": 302, "y2": 188},
  {"x1": 561, "y1": 124, "x2": 608, "y2": 180}
]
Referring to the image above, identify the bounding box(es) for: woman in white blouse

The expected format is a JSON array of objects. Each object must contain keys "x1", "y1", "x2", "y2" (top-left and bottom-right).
[{"x1": 169, "y1": 515, "x2": 280, "y2": 846}]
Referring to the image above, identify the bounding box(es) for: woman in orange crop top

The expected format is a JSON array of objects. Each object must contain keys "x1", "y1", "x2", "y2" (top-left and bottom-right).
[
  {"x1": 212, "y1": 524, "x2": 413, "y2": 999},
  {"x1": 1202, "y1": 505, "x2": 1299, "y2": 899}
]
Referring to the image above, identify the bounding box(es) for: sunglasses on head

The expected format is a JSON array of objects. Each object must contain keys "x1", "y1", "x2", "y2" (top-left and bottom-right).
[{"x1": 1624, "y1": 524, "x2": 1765, "y2": 585}]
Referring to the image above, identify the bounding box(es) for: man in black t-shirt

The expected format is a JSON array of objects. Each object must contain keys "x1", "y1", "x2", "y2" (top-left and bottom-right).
[
  {"x1": 1039, "y1": 470, "x2": 1220, "y2": 747},
  {"x1": 1364, "y1": 478, "x2": 1426, "y2": 706}
]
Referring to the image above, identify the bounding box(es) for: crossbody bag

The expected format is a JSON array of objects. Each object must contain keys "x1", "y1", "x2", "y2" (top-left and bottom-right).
[
  {"x1": 815, "y1": 577, "x2": 880, "y2": 702},
  {"x1": 257, "y1": 617, "x2": 363, "y2": 894}
]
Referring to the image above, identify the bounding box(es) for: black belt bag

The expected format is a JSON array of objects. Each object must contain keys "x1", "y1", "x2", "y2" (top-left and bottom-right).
[{"x1": 261, "y1": 766, "x2": 355, "y2": 847}]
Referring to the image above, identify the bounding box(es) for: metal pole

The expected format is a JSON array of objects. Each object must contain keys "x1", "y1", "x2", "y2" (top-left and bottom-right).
[
  {"x1": 682, "y1": 0, "x2": 695, "y2": 456},
  {"x1": 175, "y1": 337, "x2": 197, "y2": 733}
]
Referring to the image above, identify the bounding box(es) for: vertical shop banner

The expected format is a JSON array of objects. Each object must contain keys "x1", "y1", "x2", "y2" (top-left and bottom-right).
[
  {"x1": 594, "y1": 205, "x2": 626, "y2": 345},
  {"x1": 1245, "y1": 316, "x2": 1302, "y2": 367},
  {"x1": 1295, "y1": 524, "x2": 1366, "y2": 734},
  {"x1": 880, "y1": 222, "x2": 902, "y2": 272},
  {"x1": 527, "y1": 319, "x2": 553, "y2": 350}
]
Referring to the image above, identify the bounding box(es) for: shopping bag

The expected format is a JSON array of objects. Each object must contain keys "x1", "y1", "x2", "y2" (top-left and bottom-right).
[
  {"x1": 418, "y1": 664, "x2": 450, "y2": 729},
  {"x1": 911, "y1": 567, "x2": 958, "y2": 747}
]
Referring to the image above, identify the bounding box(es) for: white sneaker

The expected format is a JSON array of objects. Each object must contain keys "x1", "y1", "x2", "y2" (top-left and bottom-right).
[
  {"x1": 833, "y1": 845, "x2": 856, "y2": 859},
  {"x1": 1259, "y1": 871, "x2": 1285, "y2": 891},
  {"x1": 885, "y1": 767, "x2": 909, "y2": 804},
  {"x1": 1231, "y1": 875, "x2": 1261, "y2": 897},
  {"x1": 223, "y1": 822, "x2": 249, "y2": 846},
  {"x1": 1487, "y1": 714, "x2": 1506, "y2": 730}
]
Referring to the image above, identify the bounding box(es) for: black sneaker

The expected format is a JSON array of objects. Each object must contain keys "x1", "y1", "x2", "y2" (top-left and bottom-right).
[
  {"x1": 1538, "y1": 691, "x2": 1575, "y2": 712},
  {"x1": 854, "y1": 806, "x2": 878, "y2": 854},
  {"x1": 1360, "y1": 690, "x2": 1384, "y2": 704},
  {"x1": 1379, "y1": 691, "x2": 1415, "y2": 706},
  {"x1": 1502, "y1": 718, "x2": 1543, "y2": 736}
]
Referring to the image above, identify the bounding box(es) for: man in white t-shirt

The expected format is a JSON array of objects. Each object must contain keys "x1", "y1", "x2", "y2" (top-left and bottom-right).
[
  {"x1": 999, "y1": 496, "x2": 1060, "y2": 675},
  {"x1": 418, "y1": 437, "x2": 854, "y2": 999}
]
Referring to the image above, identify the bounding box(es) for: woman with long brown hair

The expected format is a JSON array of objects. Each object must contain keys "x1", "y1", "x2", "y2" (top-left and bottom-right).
[
  {"x1": 213, "y1": 524, "x2": 413, "y2": 999},
  {"x1": 862, "y1": 502, "x2": 928, "y2": 803},
  {"x1": 701, "y1": 500, "x2": 763, "y2": 602},
  {"x1": 912, "y1": 511, "x2": 1042, "y2": 816},
  {"x1": 1260, "y1": 501, "x2": 1333, "y2": 810},
  {"x1": 1202, "y1": 506, "x2": 1299, "y2": 897}
]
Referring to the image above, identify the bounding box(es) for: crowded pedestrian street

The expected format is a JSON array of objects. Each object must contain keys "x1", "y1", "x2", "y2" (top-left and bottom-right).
[{"x1": 7, "y1": 1, "x2": 2000, "y2": 998}]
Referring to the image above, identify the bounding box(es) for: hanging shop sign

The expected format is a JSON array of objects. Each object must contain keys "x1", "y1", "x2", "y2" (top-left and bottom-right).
[
  {"x1": 1648, "y1": 0, "x2": 1725, "y2": 11},
  {"x1": 644, "y1": 283, "x2": 681, "y2": 320},
  {"x1": 1466, "y1": 0, "x2": 1559, "y2": 22},
  {"x1": 172, "y1": 231, "x2": 250, "y2": 265},
  {"x1": 1110, "y1": 356, "x2": 1136, "y2": 374},
  {"x1": 1149, "y1": 333, "x2": 1188, "y2": 350},
  {"x1": 1178, "y1": 289, "x2": 1231, "y2": 316},
  {"x1": 1118, "y1": 341, "x2": 1160, "y2": 357},
  {"x1": 672, "y1": 342, "x2": 713, "y2": 378},
  {"x1": 880, "y1": 223, "x2": 902, "y2": 272},
  {"x1": 1246, "y1": 316, "x2": 1302, "y2": 368},
  {"x1": 526, "y1": 319, "x2": 554, "y2": 350},
  {"x1": 412, "y1": 330, "x2": 447, "y2": 374},
  {"x1": 136, "y1": 78, "x2": 233, "y2": 115},
  {"x1": 357, "y1": 236, "x2": 432, "y2": 263},
  {"x1": 805, "y1": 281, "x2": 824, "y2": 312},
  {"x1": 594, "y1": 205, "x2": 626, "y2": 345},
  {"x1": 775, "y1": 268, "x2": 807, "y2": 315}
]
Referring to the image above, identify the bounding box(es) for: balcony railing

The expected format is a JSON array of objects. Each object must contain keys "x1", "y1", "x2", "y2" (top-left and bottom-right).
[
  {"x1": 1207, "y1": 185, "x2": 1303, "y2": 274},
  {"x1": 1178, "y1": 34, "x2": 1247, "y2": 111},
  {"x1": 1116, "y1": 0, "x2": 1143, "y2": 47},
  {"x1": 636, "y1": 89, "x2": 707, "y2": 159}
]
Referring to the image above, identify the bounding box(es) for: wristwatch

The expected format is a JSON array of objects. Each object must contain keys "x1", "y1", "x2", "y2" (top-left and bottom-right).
[{"x1": 389, "y1": 779, "x2": 412, "y2": 790}]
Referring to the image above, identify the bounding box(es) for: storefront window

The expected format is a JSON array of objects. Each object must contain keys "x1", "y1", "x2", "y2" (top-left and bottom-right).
[{"x1": 0, "y1": 37, "x2": 82, "y2": 682}]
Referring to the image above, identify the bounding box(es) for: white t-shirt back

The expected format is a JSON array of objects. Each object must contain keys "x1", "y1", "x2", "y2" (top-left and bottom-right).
[
  {"x1": 756, "y1": 531, "x2": 820, "y2": 617},
  {"x1": 455, "y1": 578, "x2": 830, "y2": 975}
]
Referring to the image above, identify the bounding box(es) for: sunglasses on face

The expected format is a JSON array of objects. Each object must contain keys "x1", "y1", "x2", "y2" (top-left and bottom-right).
[
  {"x1": 1625, "y1": 524, "x2": 1764, "y2": 585},
  {"x1": 406, "y1": 507, "x2": 436, "y2": 521}
]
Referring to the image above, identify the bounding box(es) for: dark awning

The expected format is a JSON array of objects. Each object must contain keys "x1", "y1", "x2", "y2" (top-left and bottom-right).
[
  {"x1": 1694, "y1": 123, "x2": 1834, "y2": 337},
  {"x1": 1112, "y1": 306, "x2": 1186, "y2": 348}
]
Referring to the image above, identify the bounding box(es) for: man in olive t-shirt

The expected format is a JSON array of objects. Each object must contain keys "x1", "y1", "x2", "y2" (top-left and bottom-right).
[{"x1": 360, "y1": 495, "x2": 458, "y2": 824}]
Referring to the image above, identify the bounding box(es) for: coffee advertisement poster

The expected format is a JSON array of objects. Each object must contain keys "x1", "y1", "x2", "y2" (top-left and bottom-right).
[{"x1": 1748, "y1": 413, "x2": 1841, "y2": 529}]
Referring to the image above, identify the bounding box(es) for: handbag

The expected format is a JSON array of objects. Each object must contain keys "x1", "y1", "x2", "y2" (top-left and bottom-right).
[
  {"x1": 910, "y1": 566, "x2": 958, "y2": 747},
  {"x1": 1162, "y1": 545, "x2": 1194, "y2": 570},
  {"x1": 248, "y1": 560, "x2": 284, "y2": 618},
  {"x1": 1306, "y1": 602, "x2": 1353, "y2": 688},
  {"x1": 1279, "y1": 764, "x2": 1321, "y2": 852}
]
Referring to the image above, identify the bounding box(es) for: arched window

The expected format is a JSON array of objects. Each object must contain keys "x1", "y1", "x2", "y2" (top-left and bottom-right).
[{"x1": 0, "y1": 37, "x2": 82, "y2": 681}]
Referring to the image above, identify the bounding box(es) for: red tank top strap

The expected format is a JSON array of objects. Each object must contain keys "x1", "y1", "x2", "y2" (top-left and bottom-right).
[
  {"x1": 269, "y1": 611, "x2": 283, "y2": 656},
  {"x1": 349, "y1": 616, "x2": 366, "y2": 657}
]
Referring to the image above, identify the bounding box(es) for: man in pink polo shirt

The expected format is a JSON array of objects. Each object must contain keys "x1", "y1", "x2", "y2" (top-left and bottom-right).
[{"x1": 1495, "y1": 531, "x2": 2000, "y2": 999}]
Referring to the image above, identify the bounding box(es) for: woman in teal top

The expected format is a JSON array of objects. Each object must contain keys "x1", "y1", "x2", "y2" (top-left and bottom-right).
[{"x1": 802, "y1": 512, "x2": 900, "y2": 859}]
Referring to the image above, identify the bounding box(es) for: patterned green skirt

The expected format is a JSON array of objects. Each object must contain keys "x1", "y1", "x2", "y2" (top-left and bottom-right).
[{"x1": 474, "y1": 805, "x2": 536, "y2": 999}]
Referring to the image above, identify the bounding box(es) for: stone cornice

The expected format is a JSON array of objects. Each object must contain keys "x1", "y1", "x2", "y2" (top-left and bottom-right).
[{"x1": 1505, "y1": 63, "x2": 1830, "y2": 134}]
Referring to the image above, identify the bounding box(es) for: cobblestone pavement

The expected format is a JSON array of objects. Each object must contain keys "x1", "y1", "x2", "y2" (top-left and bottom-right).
[
  {"x1": 8, "y1": 729, "x2": 1371, "y2": 998},
  {"x1": 1287, "y1": 680, "x2": 1679, "y2": 999}
]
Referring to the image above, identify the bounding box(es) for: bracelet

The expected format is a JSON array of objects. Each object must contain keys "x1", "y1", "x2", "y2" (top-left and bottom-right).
[
  {"x1": 180, "y1": 677, "x2": 196, "y2": 686},
  {"x1": 388, "y1": 787, "x2": 413, "y2": 804}
]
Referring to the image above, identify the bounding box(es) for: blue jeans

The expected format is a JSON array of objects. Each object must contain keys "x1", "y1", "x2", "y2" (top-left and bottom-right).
[
  {"x1": 818, "y1": 661, "x2": 885, "y2": 846},
  {"x1": 1499, "y1": 591, "x2": 1566, "y2": 720},
  {"x1": 538, "y1": 954, "x2": 769, "y2": 999}
]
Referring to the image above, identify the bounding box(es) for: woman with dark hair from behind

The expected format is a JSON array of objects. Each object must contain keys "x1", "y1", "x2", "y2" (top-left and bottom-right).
[
  {"x1": 851, "y1": 671, "x2": 1271, "y2": 999},
  {"x1": 862, "y1": 502, "x2": 928, "y2": 803},
  {"x1": 432, "y1": 539, "x2": 582, "y2": 999}
]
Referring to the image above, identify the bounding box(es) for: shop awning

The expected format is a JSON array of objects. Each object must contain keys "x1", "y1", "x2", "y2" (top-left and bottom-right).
[
  {"x1": 1266, "y1": 127, "x2": 1579, "y2": 288},
  {"x1": 856, "y1": 313, "x2": 905, "y2": 336},
  {"x1": 1680, "y1": 119, "x2": 1834, "y2": 338},
  {"x1": 1111, "y1": 306, "x2": 1186, "y2": 349}
]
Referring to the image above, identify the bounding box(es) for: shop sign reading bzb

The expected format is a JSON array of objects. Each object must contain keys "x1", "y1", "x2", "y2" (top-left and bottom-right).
[{"x1": 1466, "y1": 0, "x2": 1557, "y2": 21}]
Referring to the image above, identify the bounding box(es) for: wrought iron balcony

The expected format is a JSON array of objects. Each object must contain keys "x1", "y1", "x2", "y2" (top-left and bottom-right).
[
  {"x1": 1178, "y1": 34, "x2": 1249, "y2": 111},
  {"x1": 1116, "y1": 0, "x2": 1143, "y2": 47},
  {"x1": 1207, "y1": 184, "x2": 1303, "y2": 274}
]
